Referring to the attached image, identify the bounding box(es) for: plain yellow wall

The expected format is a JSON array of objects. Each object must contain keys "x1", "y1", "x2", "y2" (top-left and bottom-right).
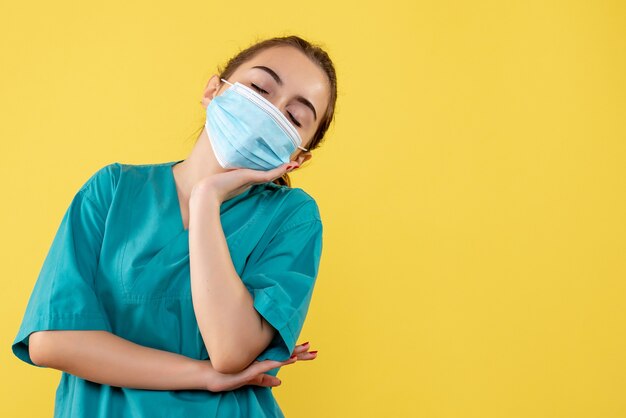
[{"x1": 2, "y1": 0, "x2": 625, "y2": 417}]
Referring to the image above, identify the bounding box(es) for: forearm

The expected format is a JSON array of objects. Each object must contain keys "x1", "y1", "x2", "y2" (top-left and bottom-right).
[
  {"x1": 188, "y1": 196, "x2": 273, "y2": 373},
  {"x1": 29, "y1": 330, "x2": 208, "y2": 391}
]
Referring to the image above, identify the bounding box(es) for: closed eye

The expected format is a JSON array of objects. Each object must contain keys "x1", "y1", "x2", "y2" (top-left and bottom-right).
[
  {"x1": 250, "y1": 83, "x2": 269, "y2": 95},
  {"x1": 287, "y1": 111, "x2": 302, "y2": 128},
  {"x1": 251, "y1": 83, "x2": 302, "y2": 128}
]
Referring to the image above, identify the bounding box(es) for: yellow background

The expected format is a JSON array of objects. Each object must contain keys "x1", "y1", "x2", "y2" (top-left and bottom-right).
[{"x1": 2, "y1": 0, "x2": 625, "y2": 417}]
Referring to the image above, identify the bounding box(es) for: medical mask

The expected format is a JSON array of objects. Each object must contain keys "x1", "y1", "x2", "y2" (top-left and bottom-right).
[{"x1": 205, "y1": 78, "x2": 308, "y2": 170}]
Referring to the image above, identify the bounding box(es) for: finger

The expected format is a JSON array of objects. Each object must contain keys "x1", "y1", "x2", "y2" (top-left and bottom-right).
[
  {"x1": 244, "y1": 356, "x2": 298, "y2": 379},
  {"x1": 297, "y1": 350, "x2": 318, "y2": 361},
  {"x1": 245, "y1": 162, "x2": 299, "y2": 183},
  {"x1": 292, "y1": 341, "x2": 315, "y2": 360},
  {"x1": 210, "y1": 371, "x2": 282, "y2": 392},
  {"x1": 267, "y1": 163, "x2": 296, "y2": 180},
  {"x1": 239, "y1": 168, "x2": 281, "y2": 185},
  {"x1": 247, "y1": 373, "x2": 282, "y2": 388},
  {"x1": 292, "y1": 342, "x2": 320, "y2": 360},
  {"x1": 291, "y1": 341, "x2": 311, "y2": 356}
]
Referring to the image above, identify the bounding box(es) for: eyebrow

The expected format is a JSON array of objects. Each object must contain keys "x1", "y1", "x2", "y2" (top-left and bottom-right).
[{"x1": 251, "y1": 65, "x2": 318, "y2": 121}]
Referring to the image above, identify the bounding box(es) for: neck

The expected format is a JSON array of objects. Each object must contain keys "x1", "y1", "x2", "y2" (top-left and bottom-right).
[{"x1": 172, "y1": 127, "x2": 229, "y2": 201}]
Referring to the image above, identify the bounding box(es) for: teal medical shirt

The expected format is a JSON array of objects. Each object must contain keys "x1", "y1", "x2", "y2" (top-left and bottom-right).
[{"x1": 11, "y1": 160, "x2": 323, "y2": 418}]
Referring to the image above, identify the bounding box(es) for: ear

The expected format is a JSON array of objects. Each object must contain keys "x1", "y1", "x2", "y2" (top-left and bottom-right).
[
  {"x1": 200, "y1": 75, "x2": 223, "y2": 108},
  {"x1": 294, "y1": 151, "x2": 313, "y2": 166}
]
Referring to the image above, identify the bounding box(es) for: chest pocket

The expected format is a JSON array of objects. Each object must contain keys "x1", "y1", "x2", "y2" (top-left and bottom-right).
[
  {"x1": 118, "y1": 229, "x2": 192, "y2": 302},
  {"x1": 118, "y1": 224, "x2": 263, "y2": 302}
]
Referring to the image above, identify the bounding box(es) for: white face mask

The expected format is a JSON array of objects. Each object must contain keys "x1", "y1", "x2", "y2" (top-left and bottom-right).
[{"x1": 205, "y1": 79, "x2": 308, "y2": 170}]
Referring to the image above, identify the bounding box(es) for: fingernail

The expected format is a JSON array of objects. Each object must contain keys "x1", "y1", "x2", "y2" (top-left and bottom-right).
[
  {"x1": 309, "y1": 351, "x2": 318, "y2": 355},
  {"x1": 301, "y1": 341, "x2": 309, "y2": 346}
]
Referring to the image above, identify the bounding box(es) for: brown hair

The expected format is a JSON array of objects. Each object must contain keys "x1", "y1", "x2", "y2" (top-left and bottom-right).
[{"x1": 195, "y1": 35, "x2": 338, "y2": 187}]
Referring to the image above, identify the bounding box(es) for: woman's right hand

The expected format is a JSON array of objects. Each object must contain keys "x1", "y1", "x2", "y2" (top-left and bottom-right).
[{"x1": 204, "y1": 341, "x2": 317, "y2": 392}]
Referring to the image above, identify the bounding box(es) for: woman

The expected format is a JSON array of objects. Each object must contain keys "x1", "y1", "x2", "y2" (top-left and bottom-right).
[{"x1": 11, "y1": 35, "x2": 337, "y2": 417}]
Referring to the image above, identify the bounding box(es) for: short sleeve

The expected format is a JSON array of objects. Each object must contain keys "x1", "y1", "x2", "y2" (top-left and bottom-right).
[
  {"x1": 242, "y1": 200, "x2": 323, "y2": 376},
  {"x1": 11, "y1": 165, "x2": 117, "y2": 367}
]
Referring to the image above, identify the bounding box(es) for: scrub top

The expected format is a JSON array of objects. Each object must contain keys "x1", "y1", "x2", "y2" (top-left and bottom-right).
[{"x1": 11, "y1": 159, "x2": 323, "y2": 418}]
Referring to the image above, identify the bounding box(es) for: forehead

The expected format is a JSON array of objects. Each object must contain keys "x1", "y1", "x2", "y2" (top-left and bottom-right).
[{"x1": 234, "y1": 45, "x2": 330, "y2": 114}]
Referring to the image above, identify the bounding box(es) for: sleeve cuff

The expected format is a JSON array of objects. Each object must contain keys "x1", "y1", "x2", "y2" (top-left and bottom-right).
[
  {"x1": 12, "y1": 313, "x2": 112, "y2": 367},
  {"x1": 251, "y1": 288, "x2": 299, "y2": 376}
]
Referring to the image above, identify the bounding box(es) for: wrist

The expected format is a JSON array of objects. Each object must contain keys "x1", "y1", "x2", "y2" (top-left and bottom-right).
[
  {"x1": 190, "y1": 185, "x2": 222, "y2": 209},
  {"x1": 187, "y1": 359, "x2": 215, "y2": 391}
]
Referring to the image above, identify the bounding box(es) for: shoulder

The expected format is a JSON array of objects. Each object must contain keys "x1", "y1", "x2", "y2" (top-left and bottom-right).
[
  {"x1": 78, "y1": 162, "x2": 123, "y2": 203},
  {"x1": 78, "y1": 160, "x2": 168, "y2": 201},
  {"x1": 76, "y1": 161, "x2": 173, "y2": 219},
  {"x1": 253, "y1": 182, "x2": 323, "y2": 234}
]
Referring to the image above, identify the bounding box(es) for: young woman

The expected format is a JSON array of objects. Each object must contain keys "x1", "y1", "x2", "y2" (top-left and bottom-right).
[{"x1": 12, "y1": 35, "x2": 338, "y2": 417}]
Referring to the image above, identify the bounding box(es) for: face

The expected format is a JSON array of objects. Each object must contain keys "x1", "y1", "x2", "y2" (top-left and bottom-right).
[{"x1": 201, "y1": 45, "x2": 331, "y2": 165}]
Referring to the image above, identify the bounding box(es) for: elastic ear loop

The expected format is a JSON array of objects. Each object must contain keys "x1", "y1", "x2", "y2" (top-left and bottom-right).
[{"x1": 221, "y1": 78, "x2": 310, "y2": 152}]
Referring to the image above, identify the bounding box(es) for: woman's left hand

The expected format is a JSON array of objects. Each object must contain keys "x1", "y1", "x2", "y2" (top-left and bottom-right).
[{"x1": 191, "y1": 161, "x2": 300, "y2": 205}]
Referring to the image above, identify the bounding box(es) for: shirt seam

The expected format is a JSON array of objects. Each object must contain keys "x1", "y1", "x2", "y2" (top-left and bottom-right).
[{"x1": 275, "y1": 218, "x2": 322, "y2": 236}]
